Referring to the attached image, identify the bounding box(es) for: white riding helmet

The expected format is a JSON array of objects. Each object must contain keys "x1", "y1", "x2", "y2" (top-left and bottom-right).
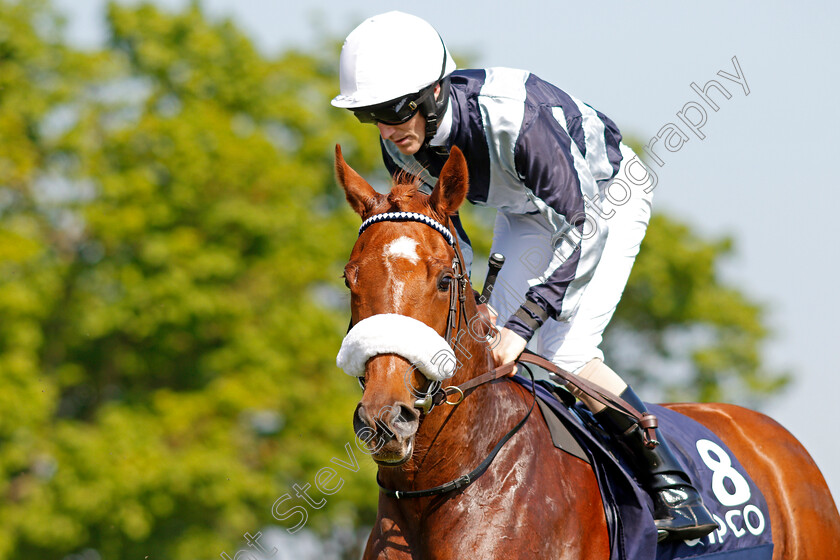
[{"x1": 331, "y1": 11, "x2": 456, "y2": 109}]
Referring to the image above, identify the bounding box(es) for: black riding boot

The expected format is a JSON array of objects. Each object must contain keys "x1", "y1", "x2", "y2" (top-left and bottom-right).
[{"x1": 594, "y1": 387, "x2": 718, "y2": 543}]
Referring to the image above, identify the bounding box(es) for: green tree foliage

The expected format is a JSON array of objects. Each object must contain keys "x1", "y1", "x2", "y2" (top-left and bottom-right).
[
  {"x1": 0, "y1": 1, "x2": 787, "y2": 558},
  {"x1": 1, "y1": 2, "x2": 383, "y2": 558}
]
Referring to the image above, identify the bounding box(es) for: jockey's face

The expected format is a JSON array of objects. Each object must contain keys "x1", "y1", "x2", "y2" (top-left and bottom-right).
[
  {"x1": 376, "y1": 113, "x2": 426, "y2": 155},
  {"x1": 375, "y1": 84, "x2": 441, "y2": 156}
]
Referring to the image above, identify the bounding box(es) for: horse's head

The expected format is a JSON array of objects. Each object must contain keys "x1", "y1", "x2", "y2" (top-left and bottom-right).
[{"x1": 335, "y1": 144, "x2": 475, "y2": 465}]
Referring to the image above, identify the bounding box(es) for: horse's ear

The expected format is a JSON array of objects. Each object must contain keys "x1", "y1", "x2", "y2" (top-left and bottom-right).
[
  {"x1": 429, "y1": 146, "x2": 469, "y2": 216},
  {"x1": 335, "y1": 144, "x2": 379, "y2": 217}
]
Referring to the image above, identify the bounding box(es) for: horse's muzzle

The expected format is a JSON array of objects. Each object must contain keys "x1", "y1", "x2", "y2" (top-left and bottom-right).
[{"x1": 354, "y1": 402, "x2": 419, "y2": 464}]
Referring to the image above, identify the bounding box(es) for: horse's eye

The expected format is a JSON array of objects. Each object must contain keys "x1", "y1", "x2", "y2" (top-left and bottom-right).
[
  {"x1": 342, "y1": 274, "x2": 350, "y2": 289},
  {"x1": 437, "y1": 274, "x2": 452, "y2": 292}
]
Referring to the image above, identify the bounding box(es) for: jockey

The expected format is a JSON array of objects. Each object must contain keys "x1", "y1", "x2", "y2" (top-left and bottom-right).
[{"x1": 332, "y1": 11, "x2": 716, "y2": 543}]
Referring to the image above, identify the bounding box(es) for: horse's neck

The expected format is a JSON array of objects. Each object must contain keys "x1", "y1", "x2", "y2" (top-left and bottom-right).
[{"x1": 371, "y1": 302, "x2": 609, "y2": 554}]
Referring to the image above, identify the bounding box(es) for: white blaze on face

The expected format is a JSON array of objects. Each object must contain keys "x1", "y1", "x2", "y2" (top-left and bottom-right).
[
  {"x1": 383, "y1": 236, "x2": 420, "y2": 264},
  {"x1": 382, "y1": 236, "x2": 420, "y2": 301}
]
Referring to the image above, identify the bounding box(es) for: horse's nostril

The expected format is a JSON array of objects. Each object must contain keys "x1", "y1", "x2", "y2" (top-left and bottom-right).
[
  {"x1": 391, "y1": 404, "x2": 420, "y2": 438},
  {"x1": 354, "y1": 402, "x2": 419, "y2": 442},
  {"x1": 354, "y1": 404, "x2": 374, "y2": 433},
  {"x1": 399, "y1": 404, "x2": 420, "y2": 424}
]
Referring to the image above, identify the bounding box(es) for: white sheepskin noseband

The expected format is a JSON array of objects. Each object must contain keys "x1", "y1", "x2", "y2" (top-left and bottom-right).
[{"x1": 336, "y1": 314, "x2": 456, "y2": 381}]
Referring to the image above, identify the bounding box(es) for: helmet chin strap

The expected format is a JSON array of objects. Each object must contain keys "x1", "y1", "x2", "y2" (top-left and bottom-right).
[
  {"x1": 420, "y1": 76, "x2": 451, "y2": 149},
  {"x1": 420, "y1": 34, "x2": 452, "y2": 150}
]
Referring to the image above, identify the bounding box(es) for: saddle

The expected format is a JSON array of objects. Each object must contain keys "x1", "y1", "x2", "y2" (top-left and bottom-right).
[{"x1": 513, "y1": 375, "x2": 775, "y2": 560}]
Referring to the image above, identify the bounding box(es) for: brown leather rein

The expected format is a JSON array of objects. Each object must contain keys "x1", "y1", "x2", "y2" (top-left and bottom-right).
[
  {"x1": 428, "y1": 352, "x2": 659, "y2": 446},
  {"x1": 378, "y1": 353, "x2": 659, "y2": 500}
]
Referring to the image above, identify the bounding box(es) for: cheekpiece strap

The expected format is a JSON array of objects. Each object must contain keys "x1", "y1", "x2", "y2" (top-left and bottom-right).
[{"x1": 359, "y1": 212, "x2": 455, "y2": 248}]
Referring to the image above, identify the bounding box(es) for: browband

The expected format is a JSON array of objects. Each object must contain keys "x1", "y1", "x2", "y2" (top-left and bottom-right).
[{"x1": 359, "y1": 212, "x2": 455, "y2": 247}]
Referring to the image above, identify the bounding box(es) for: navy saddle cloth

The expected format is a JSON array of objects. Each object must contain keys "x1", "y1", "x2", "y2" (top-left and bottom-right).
[{"x1": 512, "y1": 377, "x2": 774, "y2": 560}]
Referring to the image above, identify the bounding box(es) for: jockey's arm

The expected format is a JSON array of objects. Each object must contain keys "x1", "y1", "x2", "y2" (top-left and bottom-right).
[{"x1": 495, "y1": 106, "x2": 614, "y2": 367}]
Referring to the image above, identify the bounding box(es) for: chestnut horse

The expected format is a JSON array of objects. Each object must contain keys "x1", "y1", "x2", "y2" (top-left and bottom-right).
[{"x1": 334, "y1": 144, "x2": 840, "y2": 559}]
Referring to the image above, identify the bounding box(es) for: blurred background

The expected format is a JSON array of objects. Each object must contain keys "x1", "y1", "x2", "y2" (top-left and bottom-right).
[{"x1": 1, "y1": 1, "x2": 837, "y2": 558}]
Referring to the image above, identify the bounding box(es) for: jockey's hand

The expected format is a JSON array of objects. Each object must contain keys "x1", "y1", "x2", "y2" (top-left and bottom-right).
[{"x1": 492, "y1": 327, "x2": 528, "y2": 377}]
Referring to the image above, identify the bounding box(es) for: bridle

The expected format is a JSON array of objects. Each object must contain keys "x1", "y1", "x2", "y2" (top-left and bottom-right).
[{"x1": 353, "y1": 211, "x2": 470, "y2": 414}]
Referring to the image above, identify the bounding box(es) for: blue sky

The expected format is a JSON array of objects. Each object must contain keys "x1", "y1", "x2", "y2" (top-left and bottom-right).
[{"x1": 54, "y1": 0, "x2": 840, "y2": 503}]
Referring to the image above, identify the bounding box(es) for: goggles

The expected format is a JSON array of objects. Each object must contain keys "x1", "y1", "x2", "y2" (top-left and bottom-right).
[{"x1": 353, "y1": 83, "x2": 437, "y2": 125}]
